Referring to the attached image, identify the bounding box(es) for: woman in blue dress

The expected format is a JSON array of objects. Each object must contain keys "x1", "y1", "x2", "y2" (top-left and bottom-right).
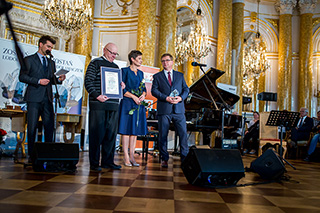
[{"x1": 119, "y1": 50, "x2": 147, "y2": 167}]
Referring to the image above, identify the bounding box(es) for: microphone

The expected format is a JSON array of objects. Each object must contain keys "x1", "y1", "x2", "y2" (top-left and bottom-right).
[
  {"x1": 186, "y1": 93, "x2": 193, "y2": 103},
  {"x1": 45, "y1": 50, "x2": 53, "y2": 58},
  {"x1": 191, "y1": 62, "x2": 207, "y2": 67}
]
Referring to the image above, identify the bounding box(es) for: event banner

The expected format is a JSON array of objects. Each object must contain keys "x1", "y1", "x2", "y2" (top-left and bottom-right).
[
  {"x1": 139, "y1": 65, "x2": 159, "y2": 110},
  {"x1": 0, "y1": 38, "x2": 86, "y2": 114}
]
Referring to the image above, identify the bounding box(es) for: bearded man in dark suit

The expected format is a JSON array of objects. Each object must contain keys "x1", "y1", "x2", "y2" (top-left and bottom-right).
[{"x1": 19, "y1": 35, "x2": 65, "y2": 158}]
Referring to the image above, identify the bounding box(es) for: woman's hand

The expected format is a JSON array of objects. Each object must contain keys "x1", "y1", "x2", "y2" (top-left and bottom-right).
[
  {"x1": 139, "y1": 94, "x2": 145, "y2": 102},
  {"x1": 133, "y1": 96, "x2": 141, "y2": 105}
]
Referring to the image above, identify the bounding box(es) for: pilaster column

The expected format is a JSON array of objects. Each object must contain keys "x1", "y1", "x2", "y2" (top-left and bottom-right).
[
  {"x1": 136, "y1": 0, "x2": 157, "y2": 66},
  {"x1": 158, "y1": 0, "x2": 176, "y2": 67},
  {"x1": 298, "y1": 0, "x2": 316, "y2": 110},
  {"x1": 275, "y1": 0, "x2": 296, "y2": 110},
  {"x1": 216, "y1": 0, "x2": 232, "y2": 84},
  {"x1": 258, "y1": 74, "x2": 266, "y2": 112},
  {"x1": 232, "y1": 0, "x2": 244, "y2": 113},
  {"x1": 186, "y1": 57, "x2": 194, "y2": 86},
  {"x1": 73, "y1": 0, "x2": 94, "y2": 106}
]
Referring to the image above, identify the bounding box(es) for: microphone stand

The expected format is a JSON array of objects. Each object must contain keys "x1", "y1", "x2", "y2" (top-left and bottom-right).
[
  {"x1": 48, "y1": 54, "x2": 61, "y2": 143},
  {"x1": 198, "y1": 66, "x2": 231, "y2": 141}
]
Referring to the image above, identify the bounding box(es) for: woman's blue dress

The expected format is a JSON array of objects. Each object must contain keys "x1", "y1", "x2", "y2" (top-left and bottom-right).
[{"x1": 118, "y1": 66, "x2": 148, "y2": 135}]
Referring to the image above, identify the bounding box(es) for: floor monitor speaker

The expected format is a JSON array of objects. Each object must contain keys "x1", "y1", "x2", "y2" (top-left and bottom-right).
[
  {"x1": 32, "y1": 142, "x2": 79, "y2": 172},
  {"x1": 250, "y1": 149, "x2": 286, "y2": 180},
  {"x1": 181, "y1": 149, "x2": 245, "y2": 186}
]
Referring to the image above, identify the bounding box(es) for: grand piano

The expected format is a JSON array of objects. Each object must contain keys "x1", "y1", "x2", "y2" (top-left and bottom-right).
[
  {"x1": 184, "y1": 67, "x2": 242, "y2": 145},
  {"x1": 147, "y1": 67, "x2": 242, "y2": 147}
]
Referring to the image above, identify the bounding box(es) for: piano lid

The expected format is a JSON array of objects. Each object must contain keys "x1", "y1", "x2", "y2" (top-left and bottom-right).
[{"x1": 185, "y1": 67, "x2": 240, "y2": 110}]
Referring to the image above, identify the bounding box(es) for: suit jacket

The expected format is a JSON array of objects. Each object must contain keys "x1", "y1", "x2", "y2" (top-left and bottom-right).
[
  {"x1": 151, "y1": 70, "x2": 189, "y2": 115},
  {"x1": 291, "y1": 116, "x2": 314, "y2": 141},
  {"x1": 19, "y1": 53, "x2": 58, "y2": 103}
]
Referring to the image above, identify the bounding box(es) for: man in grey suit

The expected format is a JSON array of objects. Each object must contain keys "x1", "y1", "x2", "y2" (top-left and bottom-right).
[
  {"x1": 19, "y1": 35, "x2": 65, "y2": 159},
  {"x1": 151, "y1": 53, "x2": 189, "y2": 168}
]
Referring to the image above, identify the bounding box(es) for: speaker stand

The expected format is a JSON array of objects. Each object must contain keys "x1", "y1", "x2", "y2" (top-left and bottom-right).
[{"x1": 279, "y1": 125, "x2": 296, "y2": 170}]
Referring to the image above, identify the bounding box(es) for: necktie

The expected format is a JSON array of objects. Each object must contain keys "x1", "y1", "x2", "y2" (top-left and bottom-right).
[
  {"x1": 42, "y1": 56, "x2": 47, "y2": 71},
  {"x1": 168, "y1": 71, "x2": 172, "y2": 86},
  {"x1": 297, "y1": 118, "x2": 303, "y2": 128}
]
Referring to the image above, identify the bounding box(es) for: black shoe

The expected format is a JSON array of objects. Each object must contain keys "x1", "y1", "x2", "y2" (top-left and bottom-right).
[
  {"x1": 90, "y1": 166, "x2": 102, "y2": 172},
  {"x1": 102, "y1": 163, "x2": 121, "y2": 170},
  {"x1": 161, "y1": 160, "x2": 168, "y2": 168},
  {"x1": 303, "y1": 155, "x2": 310, "y2": 162}
]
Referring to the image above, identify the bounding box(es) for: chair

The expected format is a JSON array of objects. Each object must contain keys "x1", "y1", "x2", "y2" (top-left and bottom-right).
[
  {"x1": 296, "y1": 132, "x2": 316, "y2": 158},
  {"x1": 258, "y1": 112, "x2": 287, "y2": 158}
]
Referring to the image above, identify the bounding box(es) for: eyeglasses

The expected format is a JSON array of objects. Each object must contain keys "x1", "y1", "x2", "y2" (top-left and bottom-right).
[
  {"x1": 161, "y1": 59, "x2": 172, "y2": 63},
  {"x1": 106, "y1": 48, "x2": 119, "y2": 56}
]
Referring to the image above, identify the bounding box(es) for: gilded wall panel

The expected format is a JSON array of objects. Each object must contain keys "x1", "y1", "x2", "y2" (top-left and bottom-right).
[
  {"x1": 158, "y1": 0, "x2": 177, "y2": 68},
  {"x1": 217, "y1": 0, "x2": 232, "y2": 84},
  {"x1": 136, "y1": 0, "x2": 157, "y2": 66},
  {"x1": 299, "y1": 13, "x2": 313, "y2": 110},
  {"x1": 232, "y1": 2, "x2": 244, "y2": 113},
  {"x1": 278, "y1": 14, "x2": 292, "y2": 110}
]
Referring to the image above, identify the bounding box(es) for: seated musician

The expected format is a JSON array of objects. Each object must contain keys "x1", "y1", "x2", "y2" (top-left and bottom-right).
[
  {"x1": 243, "y1": 111, "x2": 260, "y2": 155},
  {"x1": 288, "y1": 107, "x2": 313, "y2": 159},
  {"x1": 304, "y1": 110, "x2": 320, "y2": 162}
]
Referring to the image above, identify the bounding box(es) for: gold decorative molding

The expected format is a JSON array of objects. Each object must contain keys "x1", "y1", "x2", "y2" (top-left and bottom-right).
[
  {"x1": 7, "y1": 0, "x2": 42, "y2": 12},
  {"x1": 265, "y1": 18, "x2": 279, "y2": 32},
  {"x1": 251, "y1": 12, "x2": 257, "y2": 22},
  {"x1": 313, "y1": 17, "x2": 320, "y2": 28}
]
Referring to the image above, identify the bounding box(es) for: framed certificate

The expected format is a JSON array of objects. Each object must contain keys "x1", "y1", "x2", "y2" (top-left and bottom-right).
[{"x1": 100, "y1": 66, "x2": 123, "y2": 99}]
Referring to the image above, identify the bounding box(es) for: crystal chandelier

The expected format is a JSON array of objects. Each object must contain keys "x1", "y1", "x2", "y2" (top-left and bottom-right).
[
  {"x1": 41, "y1": 0, "x2": 93, "y2": 35},
  {"x1": 175, "y1": 3, "x2": 211, "y2": 65},
  {"x1": 242, "y1": 0, "x2": 270, "y2": 94},
  {"x1": 243, "y1": 32, "x2": 270, "y2": 79}
]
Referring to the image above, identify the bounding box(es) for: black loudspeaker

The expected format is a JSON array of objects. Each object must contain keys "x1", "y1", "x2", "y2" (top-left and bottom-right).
[
  {"x1": 258, "y1": 92, "x2": 277, "y2": 102},
  {"x1": 250, "y1": 149, "x2": 286, "y2": 180},
  {"x1": 32, "y1": 142, "x2": 79, "y2": 172},
  {"x1": 243, "y1": 96, "x2": 252, "y2": 105},
  {"x1": 181, "y1": 149, "x2": 245, "y2": 186}
]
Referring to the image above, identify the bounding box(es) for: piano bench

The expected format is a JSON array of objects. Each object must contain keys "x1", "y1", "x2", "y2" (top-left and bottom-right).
[{"x1": 138, "y1": 130, "x2": 159, "y2": 162}]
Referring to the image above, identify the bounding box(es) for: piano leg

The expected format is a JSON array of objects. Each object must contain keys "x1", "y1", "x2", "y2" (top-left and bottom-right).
[{"x1": 202, "y1": 131, "x2": 211, "y2": 147}]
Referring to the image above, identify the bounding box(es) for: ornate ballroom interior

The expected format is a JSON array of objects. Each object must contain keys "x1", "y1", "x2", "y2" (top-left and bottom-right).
[
  {"x1": 1, "y1": 0, "x2": 320, "y2": 116},
  {"x1": 1, "y1": 1, "x2": 320, "y2": 212}
]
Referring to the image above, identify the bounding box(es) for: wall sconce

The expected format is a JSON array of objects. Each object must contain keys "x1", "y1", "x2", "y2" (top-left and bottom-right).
[{"x1": 116, "y1": 0, "x2": 135, "y2": 15}]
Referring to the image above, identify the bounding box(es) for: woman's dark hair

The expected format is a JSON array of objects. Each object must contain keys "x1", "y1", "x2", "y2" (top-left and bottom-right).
[
  {"x1": 253, "y1": 111, "x2": 260, "y2": 116},
  {"x1": 128, "y1": 50, "x2": 142, "y2": 65}
]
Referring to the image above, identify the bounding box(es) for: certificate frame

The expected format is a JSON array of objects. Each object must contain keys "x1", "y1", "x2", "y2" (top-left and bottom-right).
[{"x1": 100, "y1": 66, "x2": 123, "y2": 99}]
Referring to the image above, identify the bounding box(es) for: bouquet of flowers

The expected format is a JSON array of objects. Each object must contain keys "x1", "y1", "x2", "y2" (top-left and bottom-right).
[
  {"x1": 0, "y1": 128, "x2": 7, "y2": 145},
  {"x1": 129, "y1": 79, "x2": 148, "y2": 126}
]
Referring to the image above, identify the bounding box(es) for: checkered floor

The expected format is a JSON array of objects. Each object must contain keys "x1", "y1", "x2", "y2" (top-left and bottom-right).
[{"x1": 1, "y1": 151, "x2": 320, "y2": 213}]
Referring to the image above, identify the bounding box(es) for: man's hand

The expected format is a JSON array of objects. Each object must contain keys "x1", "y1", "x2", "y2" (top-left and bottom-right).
[
  {"x1": 171, "y1": 96, "x2": 182, "y2": 104},
  {"x1": 97, "y1": 95, "x2": 109, "y2": 102},
  {"x1": 39, "y1": 79, "x2": 50, "y2": 85},
  {"x1": 121, "y1": 82, "x2": 126, "y2": 90},
  {"x1": 166, "y1": 96, "x2": 182, "y2": 104},
  {"x1": 58, "y1": 74, "x2": 66, "y2": 81}
]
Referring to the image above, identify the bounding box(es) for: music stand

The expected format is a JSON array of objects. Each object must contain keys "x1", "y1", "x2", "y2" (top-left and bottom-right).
[{"x1": 266, "y1": 110, "x2": 299, "y2": 170}]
